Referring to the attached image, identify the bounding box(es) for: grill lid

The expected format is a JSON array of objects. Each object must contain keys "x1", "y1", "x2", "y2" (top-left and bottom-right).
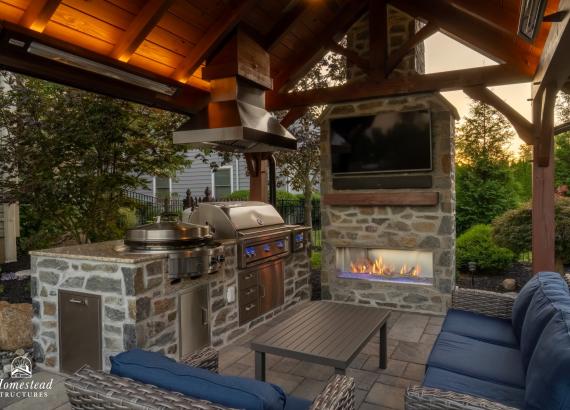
[{"x1": 125, "y1": 217, "x2": 211, "y2": 246}]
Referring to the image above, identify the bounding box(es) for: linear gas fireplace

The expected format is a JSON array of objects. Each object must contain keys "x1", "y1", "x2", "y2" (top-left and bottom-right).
[{"x1": 336, "y1": 247, "x2": 433, "y2": 285}]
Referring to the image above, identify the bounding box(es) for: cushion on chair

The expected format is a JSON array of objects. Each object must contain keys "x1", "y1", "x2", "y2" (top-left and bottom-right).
[
  {"x1": 427, "y1": 332, "x2": 525, "y2": 388},
  {"x1": 423, "y1": 366, "x2": 525, "y2": 409},
  {"x1": 519, "y1": 272, "x2": 570, "y2": 370},
  {"x1": 525, "y1": 310, "x2": 570, "y2": 410},
  {"x1": 512, "y1": 272, "x2": 549, "y2": 341},
  {"x1": 442, "y1": 309, "x2": 518, "y2": 348},
  {"x1": 111, "y1": 349, "x2": 287, "y2": 410},
  {"x1": 284, "y1": 395, "x2": 311, "y2": 410}
]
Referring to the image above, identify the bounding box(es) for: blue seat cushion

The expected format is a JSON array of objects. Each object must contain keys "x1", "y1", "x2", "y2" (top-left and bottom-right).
[
  {"x1": 520, "y1": 272, "x2": 570, "y2": 369},
  {"x1": 427, "y1": 332, "x2": 525, "y2": 388},
  {"x1": 442, "y1": 309, "x2": 518, "y2": 348},
  {"x1": 512, "y1": 272, "x2": 560, "y2": 341},
  {"x1": 423, "y1": 366, "x2": 525, "y2": 409},
  {"x1": 111, "y1": 349, "x2": 286, "y2": 410},
  {"x1": 284, "y1": 396, "x2": 311, "y2": 410},
  {"x1": 525, "y1": 310, "x2": 570, "y2": 410}
]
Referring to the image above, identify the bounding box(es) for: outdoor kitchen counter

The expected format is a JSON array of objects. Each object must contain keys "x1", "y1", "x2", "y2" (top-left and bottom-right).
[{"x1": 29, "y1": 239, "x2": 237, "y2": 263}]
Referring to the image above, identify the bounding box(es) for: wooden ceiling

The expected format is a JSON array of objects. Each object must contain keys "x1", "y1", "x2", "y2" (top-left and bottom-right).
[{"x1": 0, "y1": 0, "x2": 562, "y2": 114}]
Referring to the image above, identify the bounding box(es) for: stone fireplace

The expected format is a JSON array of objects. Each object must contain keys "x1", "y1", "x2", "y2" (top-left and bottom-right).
[{"x1": 319, "y1": 8, "x2": 457, "y2": 314}]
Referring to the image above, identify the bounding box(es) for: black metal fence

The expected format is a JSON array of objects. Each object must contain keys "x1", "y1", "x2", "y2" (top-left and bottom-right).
[{"x1": 123, "y1": 191, "x2": 322, "y2": 249}]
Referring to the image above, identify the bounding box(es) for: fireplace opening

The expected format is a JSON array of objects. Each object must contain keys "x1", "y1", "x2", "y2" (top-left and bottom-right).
[{"x1": 336, "y1": 247, "x2": 433, "y2": 285}]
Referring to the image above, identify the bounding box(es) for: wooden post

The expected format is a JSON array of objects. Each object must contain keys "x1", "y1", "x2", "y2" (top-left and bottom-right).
[
  {"x1": 245, "y1": 153, "x2": 269, "y2": 202},
  {"x1": 531, "y1": 90, "x2": 556, "y2": 273}
]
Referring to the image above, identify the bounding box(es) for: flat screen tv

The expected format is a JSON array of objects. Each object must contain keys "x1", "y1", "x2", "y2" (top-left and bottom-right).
[{"x1": 330, "y1": 109, "x2": 432, "y2": 174}]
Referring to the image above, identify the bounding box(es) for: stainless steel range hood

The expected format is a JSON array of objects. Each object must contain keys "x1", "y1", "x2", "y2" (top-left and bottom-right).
[{"x1": 173, "y1": 77, "x2": 296, "y2": 152}]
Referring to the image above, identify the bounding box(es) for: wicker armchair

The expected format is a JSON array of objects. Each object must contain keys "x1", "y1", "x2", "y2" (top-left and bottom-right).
[
  {"x1": 65, "y1": 347, "x2": 355, "y2": 410},
  {"x1": 405, "y1": 287, "x2": 520, "y2": 410}
]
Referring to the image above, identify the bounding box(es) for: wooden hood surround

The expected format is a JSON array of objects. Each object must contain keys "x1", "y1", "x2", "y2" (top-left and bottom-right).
[{"x1": 0, "y1": 0, "x2": 569, "y2": 272}]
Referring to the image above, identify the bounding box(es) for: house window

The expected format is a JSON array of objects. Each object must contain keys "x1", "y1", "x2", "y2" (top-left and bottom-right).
[
  {"x1": 154, "y1": 176, "x2": 171, "y2": 199},
  {"x1": 212, "y1": 166, "x2": 233, "y2": 199}
]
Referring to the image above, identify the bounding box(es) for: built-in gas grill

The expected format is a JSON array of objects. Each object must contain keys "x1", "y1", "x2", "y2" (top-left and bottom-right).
[
  {"x1": 189, "y1": 201, "x2": 295, "y2": 269},
  {"x1": 190, "y1": 201, "x2": 308, "y2": 325}
]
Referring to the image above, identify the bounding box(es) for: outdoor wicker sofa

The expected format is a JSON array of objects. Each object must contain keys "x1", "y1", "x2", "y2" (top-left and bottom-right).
[
  {"x1": 405, "y1": 272, "x2": 570, "y2": 410},
  {"x1": 64, "y1": 346, "x2": 355, "y2": 410}
]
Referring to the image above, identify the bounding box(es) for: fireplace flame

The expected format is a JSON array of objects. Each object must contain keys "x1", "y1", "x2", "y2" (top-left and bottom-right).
[{"x1": 350, "y1": 256, "x2": 421, "y2": 277}]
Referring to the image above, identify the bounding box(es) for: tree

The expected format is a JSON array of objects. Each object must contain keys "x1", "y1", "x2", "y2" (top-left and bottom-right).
[
  {"x1": 555, "y1": 92, "x2": 570, "y2": 188},
  {"x1": 275, "y1": 50, "x2": 346, "y2": 226},
  {"x1": 455, "y1": 101, "x2": 520, "y2": 234},
  {"x1": 0, "y1": 73, "x2": 189, "y2": 248}
]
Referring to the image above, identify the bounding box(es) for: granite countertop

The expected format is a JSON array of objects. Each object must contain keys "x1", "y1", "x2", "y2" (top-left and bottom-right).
[{"x1": 30, "y1": 239, "x2": 237, "y2": 264}]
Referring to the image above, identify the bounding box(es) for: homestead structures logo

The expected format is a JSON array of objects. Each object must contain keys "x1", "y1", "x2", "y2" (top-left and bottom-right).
[
  {"x1": 11, "y1": 356, "x2": 32, "y2": 378},
  {"x1": 0, "y1": 354, "x2": 53, "y2": 399}
]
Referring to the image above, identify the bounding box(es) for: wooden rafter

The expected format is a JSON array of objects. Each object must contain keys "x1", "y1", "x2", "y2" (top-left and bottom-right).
[
  {"x1": 463, "y1": 86, "x2": 534, "y2": 145},
  {"x1": 111, "y1": 0, "x2": 174, "y2": 62},
  {"x1": 326, "y1": 41, "x2": 369, "y2": 72},
  {"x1": 535, "y1": 85, "x2": 558, "y2": 166},
  {"x1": 272, "y1": 0, "x2": 368, "y2": 92},
  {"x1": 369, "y1": 0, "x2": 388, "y2": 74},
  {"x1": 262, "y1": 0, "x2": 306, "y2": 50},
  {"x1": 19, "y1": 0, "x2": 62, "y2": 33},
  {"x1": 267, "y1": 65, "x2": 529, "y2": 110},
  {"x1": 389, "y1": 0, "x2": 538, "y2": 76},
  {"x1": 280, "y1": 107, "x2": 308, "y2": 128},
  {"x1": 385, "y1": 21, "x2": 438, "y2": 76},
  {"x1": 172, "y1": 0, "x2": 257, "y2": 82}
]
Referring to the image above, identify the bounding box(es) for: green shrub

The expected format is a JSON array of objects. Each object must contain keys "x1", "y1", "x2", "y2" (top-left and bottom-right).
[
  {"x1": 492, "y1": 197, "x2": 570, "y2": 263},
  {"x1": 311, "y1": 250, "x2": 321, "y2": 270},
  {"x1": 456, "y1": 224, "x2": 515, "y2": 273},
  {"x1": 117, "y1": 207, "x2": 138, "y2": 230},
  {"x1": 226, "y1": 190, "x2": 302, "y2": 202}
]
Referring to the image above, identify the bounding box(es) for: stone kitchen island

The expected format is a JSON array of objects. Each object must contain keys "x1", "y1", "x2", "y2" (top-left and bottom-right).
[{"x1": 30, "y1": 239, "x2": 310, "y2": 373}]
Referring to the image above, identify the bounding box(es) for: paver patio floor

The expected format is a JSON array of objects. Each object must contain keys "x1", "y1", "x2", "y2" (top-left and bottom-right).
[{"x1": 1, "y1": 302, "x2": 441, "y2": 410}]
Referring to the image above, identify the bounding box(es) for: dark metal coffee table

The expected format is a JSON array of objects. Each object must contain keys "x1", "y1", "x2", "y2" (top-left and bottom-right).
[{"x1": 251, "y1": 301, "x2": 390, "y2": 381}]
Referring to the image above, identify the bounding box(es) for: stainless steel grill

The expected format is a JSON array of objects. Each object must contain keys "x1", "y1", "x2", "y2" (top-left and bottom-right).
[{"x1": 189, "y1": 201, "x2": 298, "y2": 269}]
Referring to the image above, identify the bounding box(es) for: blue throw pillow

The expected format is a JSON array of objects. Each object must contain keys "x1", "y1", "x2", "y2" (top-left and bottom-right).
[
  {"x1": 512, "y1": 272, "x2": 560, "y2": 341},
  {"x1": 525, "y1": 310, "x2": 570, "y2": 410},
  {"x1": 111, "y1": 349, "x2": 287, "y2": 410},
  {"x1": 520, "y1": 272, "x2": 570, "y2": 370}
]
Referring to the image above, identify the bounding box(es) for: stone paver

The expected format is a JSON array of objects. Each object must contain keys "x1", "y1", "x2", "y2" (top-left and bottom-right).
[{"x1": 1, "y1": 306, "x2": 441, "y2": 410}]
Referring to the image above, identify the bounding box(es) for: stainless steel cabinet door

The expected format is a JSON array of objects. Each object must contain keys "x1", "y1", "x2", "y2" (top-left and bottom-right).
[
  {"x1": 179, "y1": 285, "x2": 210, "y2": 358},
  {"x1": 258, "y1": 260, "x2": 284, "y2": 315}
]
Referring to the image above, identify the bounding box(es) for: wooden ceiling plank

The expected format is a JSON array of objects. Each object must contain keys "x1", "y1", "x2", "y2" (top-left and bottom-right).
[
  {"x1": 369, "y1": 0, "x2": 387, "y2": 74},
  {"x1": 273, "y1": 0, "x2": 368, "y2": 92},
  {"x1": 389, "y1": 0, "x2": 537, "y2": 76},
  {"x1": 463, "y1": 86, "x2": 534, "y2": 144},
  {"x1": 172, "y1": 0, "x2": 257, "y2": 83},
  {"x1": 20, "y1": 0, "x2": 61, "y2": 32},
  {"x1": 385, "y1": 21, "x2": 437, "y2": 76},
  {"x1": 266, "y1": 65, "x2": 529, "y2": 110},
  {"x1": 111, "y1": 0, "x2": 174, "y2": 62},
  {"x1": 262, "y1": 0, "x2": 306, "y2": 50}
]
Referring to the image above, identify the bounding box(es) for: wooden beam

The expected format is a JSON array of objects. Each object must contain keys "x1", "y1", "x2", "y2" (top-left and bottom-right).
[
  {"x1": 323, "y1": 192, "x2": 439, "y2": 206},
  {"x1": 536, "y1": 85, "x2": 557, "y2": 166},
  {"x1": 463, "y1": 86, "x2": 534, "y2": 145},
  {"x1": 369, "y1": 0, "x2": 388, "y2": 74},
  {"x1": 272, "y1": 0, "x2": 368, "y2": 92},
  {"x1": 19, "y1": 0, "x2": 61, "y2": 32},
  {"x1": 111, "y1": 0, "x2": 174, "y2": 62},
  {"x1": 280, "y1": 107, "x2": 308, "y2": 128},
  {"x1": 389, "y1": 0, "x2": 538, "y2": 76},
  {"x1": 262, "y1": 0, "x2": 306, "y2": 50},
  {"x1": 555, "y1": 122, "x2": 570, "y2": 135},
  {"x1": 385, "y1": 22, "x2": 438, "y2": 76},
  {"x1": 172, "y1": 0, "x2": 257, "y2": 82},
  {"x1": 267, "y1": 65, "x2": 529, "y2": 110},
  {"x1": 326, "y1": 41, "x2": 369, "y2": 72},
  {"x1": 532, "y1": 0, "x2": 570, "y2": 98},
  {"x1": 245, "y1": 153, "x2": 269, "y2": 202}
]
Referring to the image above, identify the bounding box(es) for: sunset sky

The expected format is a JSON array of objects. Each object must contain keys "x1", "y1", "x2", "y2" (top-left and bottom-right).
[{"x1": 424, "y1": 32, "x2": 532, "y2": 152}]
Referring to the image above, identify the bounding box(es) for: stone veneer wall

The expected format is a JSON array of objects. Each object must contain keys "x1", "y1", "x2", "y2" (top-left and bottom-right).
[
  {"x1": 320, "y1": 94, "x2": 456, "y2": 314},
  {"x1": 346, "y1": 6, "x2": 425, "y2": 81},
  {"x1": 31, "y1": 243, "x2": 310, "y2": 371}
]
